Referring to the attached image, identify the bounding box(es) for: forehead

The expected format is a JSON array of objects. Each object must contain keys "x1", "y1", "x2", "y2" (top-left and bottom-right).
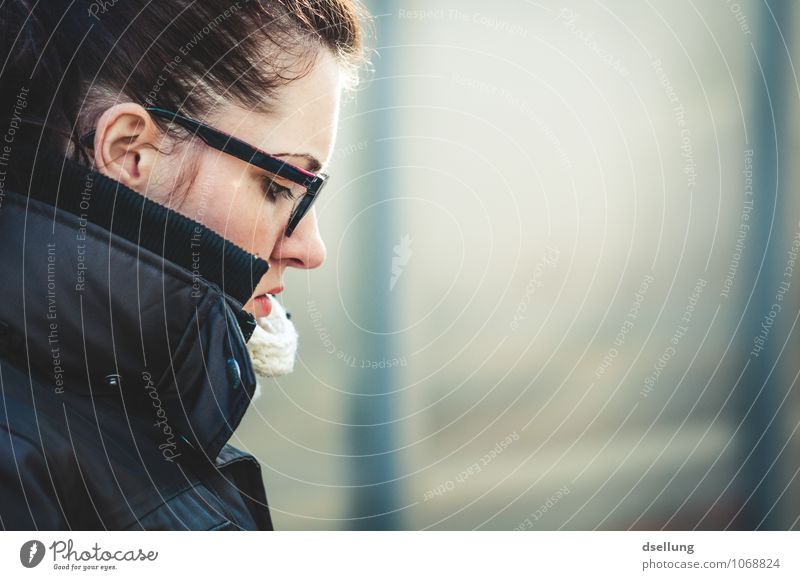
[{"x1": 212, "y1": 51, "x2": 343, "y2": 172}]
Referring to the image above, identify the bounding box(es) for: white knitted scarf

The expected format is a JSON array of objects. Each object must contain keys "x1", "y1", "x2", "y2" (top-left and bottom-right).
[{"x1": 245, "y1": 294, "x2": 298, "y2": 401}]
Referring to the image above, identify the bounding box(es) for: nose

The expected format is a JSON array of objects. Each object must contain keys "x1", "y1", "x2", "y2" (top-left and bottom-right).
[{"x1": 271, "y1": 206, "x2": 326, "y2": 269}]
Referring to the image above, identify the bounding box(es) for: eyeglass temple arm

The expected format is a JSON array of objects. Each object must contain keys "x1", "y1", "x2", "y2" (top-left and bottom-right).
[
  {"x1": 143, "y1": 107, "x2": 317, "y2": 186},
  {"x1": 79, "y1": 107, "x2": 318, "y2": 187}
]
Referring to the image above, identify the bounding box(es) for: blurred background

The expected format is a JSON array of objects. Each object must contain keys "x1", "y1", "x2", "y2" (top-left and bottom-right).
[{"x1": 234, "y1": 0, "x2": 800, "y2": 530}]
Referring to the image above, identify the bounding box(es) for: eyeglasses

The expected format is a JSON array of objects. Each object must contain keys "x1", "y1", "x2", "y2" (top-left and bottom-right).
[{"x1": 79, "y1": 106, "x2": 328, "y2": 237}]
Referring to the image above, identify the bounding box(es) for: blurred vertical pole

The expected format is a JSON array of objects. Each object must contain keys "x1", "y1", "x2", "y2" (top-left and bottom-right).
[
  {"x1": 346, "y1": 2, "x2": 402, "y2": 530},
  {"x1": 737, "y1": 0, "x2": 793, "y2": 530}
]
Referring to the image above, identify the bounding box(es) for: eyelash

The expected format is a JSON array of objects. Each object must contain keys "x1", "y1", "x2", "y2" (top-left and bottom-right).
[{"x1": 261, "y1": 176, "x2": 297, "y2": 202}]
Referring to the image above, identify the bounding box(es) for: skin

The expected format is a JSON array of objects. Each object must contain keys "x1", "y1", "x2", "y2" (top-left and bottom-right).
[{"x1": 89, "y1": 49, "x2": 339, "y2": 317}]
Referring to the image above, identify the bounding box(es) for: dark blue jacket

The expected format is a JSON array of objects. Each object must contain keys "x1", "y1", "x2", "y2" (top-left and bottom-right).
[{"x1": 0, "y1": 149, "x2": 273, "y2": 530}]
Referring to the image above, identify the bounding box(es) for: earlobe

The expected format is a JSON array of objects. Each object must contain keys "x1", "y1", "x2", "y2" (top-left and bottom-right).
[{"x1": 92, "y1": 103, "x2": 159, "y2": 191}]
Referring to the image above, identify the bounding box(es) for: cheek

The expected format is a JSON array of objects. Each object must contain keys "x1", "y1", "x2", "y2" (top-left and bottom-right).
[{"x1": 181, "y1": 166, "x2": 287, "y2": 255}]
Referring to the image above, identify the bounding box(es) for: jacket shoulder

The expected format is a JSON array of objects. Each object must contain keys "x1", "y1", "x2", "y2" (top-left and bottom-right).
[{"x1": 1, "y1": 359, "x2": 273, "y2": 530}]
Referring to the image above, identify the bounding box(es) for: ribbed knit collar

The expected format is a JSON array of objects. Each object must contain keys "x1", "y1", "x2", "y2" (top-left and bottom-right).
[{"x1": 7, "y1": 149, "x2": 269, "y2": 312}]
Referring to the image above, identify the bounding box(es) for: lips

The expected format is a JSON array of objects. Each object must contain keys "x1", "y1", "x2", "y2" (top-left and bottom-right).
[
  {"x1": 254, "y1": 294, "x2": 272, "y2": 318},
  {"x1": 252, "y1": 286, "x2": 283, "y2": 318}
]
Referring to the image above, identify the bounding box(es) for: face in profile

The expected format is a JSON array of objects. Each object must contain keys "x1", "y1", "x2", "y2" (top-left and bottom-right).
[{"x1": 90, "y1": 49, "x2": 342, "y2": 318}]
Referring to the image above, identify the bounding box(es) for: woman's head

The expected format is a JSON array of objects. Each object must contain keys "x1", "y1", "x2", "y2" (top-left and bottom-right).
[{"x1": 1, "y1": 0, "x2": 371, "y2": 316}]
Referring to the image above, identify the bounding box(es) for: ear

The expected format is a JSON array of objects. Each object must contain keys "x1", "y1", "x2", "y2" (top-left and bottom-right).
[{"x1": 92, "y1": 103, "x2": 161, "y2": 191}]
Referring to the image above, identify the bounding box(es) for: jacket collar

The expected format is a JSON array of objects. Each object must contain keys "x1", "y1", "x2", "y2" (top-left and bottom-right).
[{"x1": 0, "y1": 150, "x2": 268, "y2": 460}]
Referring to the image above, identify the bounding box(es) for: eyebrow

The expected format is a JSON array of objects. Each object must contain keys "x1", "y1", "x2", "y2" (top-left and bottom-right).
[{"x1": 273, "y1": 152, "x2": 323, "y2": 174}]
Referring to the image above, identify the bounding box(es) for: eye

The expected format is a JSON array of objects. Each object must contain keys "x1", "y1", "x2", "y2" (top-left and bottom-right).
[{"x1": 260, "y1": 175, "x2": 297, "y2": 202}]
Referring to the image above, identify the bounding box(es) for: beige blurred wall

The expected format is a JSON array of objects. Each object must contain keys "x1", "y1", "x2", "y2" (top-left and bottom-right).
[{"x1": 235, "y1": 0, "x2": 796, "y2": 529}]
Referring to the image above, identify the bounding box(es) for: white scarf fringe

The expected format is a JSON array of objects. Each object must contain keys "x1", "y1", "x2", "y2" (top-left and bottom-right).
[{"x1": 245, "y1": 294, "x2": 298, "y2": 401}]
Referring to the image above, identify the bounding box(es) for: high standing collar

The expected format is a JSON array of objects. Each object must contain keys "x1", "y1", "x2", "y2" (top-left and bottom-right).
[
  {"x1": 10, "y1": 150, "x2": 269, "y2": 313},
  {"x1": 0, "y1": 151, "x2": 268, "y2": 460}
]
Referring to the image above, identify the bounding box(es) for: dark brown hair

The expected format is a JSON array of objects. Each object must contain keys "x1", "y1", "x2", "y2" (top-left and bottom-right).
[{"x1": 0, "y1": 0, "x2": 372, "y2": 164}]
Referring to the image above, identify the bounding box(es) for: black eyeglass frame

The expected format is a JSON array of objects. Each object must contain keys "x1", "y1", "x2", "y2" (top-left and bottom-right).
[{"x1": 79, "y1": 106, "x2": 328, "y2": 237}]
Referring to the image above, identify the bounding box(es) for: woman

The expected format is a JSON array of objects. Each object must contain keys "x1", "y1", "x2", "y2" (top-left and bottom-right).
[{"x1": 0, "y1": 0, "x2": 370, "y2": 530}]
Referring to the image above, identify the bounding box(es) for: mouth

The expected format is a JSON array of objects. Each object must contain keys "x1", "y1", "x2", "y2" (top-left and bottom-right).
[
  {"x1": 251, "y1": 286, "x2": 284, "y2": 319},
  {"x1": 253, "y1": 294, "x2": 272, "y2": 318}
]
